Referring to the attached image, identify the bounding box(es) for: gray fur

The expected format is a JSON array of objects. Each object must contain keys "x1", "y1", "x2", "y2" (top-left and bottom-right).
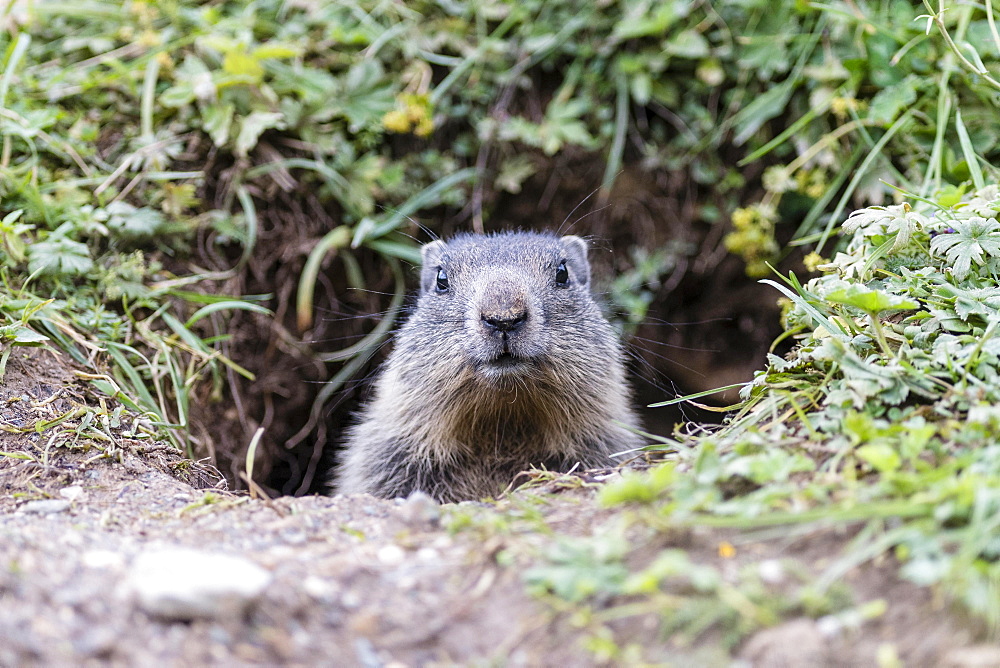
[{"x1": 334, "y1": 231, "x2": 643, "y2": 502}]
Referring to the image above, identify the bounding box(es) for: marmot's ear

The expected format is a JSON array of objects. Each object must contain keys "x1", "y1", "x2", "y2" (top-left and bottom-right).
[
  {"x1": 421, "y1": 239, "x2": 447, "y2": 267},
  {"x1": 560, "y1": 235, "x2": 591, "y2": 286},
  {"x1": 420, "y1": 239, "x2": 448, "y2": 294}
]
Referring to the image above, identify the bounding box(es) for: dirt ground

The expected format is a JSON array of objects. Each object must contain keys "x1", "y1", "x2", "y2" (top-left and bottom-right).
[{"x1": 2, "y1": 346, "x2": 999, "y2": 667}]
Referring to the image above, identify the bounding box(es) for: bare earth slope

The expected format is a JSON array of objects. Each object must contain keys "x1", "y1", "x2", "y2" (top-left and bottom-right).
[{"x1": 1, "y1": 348, "x2": 997, "y2": 666}]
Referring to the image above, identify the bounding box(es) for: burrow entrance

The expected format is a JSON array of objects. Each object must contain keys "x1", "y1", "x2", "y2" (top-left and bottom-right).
[{"x1": 185, "y1": 151, "x2": 789, "y2": 497}]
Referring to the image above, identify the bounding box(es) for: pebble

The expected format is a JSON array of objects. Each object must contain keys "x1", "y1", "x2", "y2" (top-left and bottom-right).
[
  {"x1": 399, "y1": 490, "x2": 440, "y2": 526},
  {"x1": 73, "y1": 627, "x2": 118, "y2": 658},
  {"x1": 758, "y1": 559, "x2": 785, "y2": 584},
  {"x1": 739, "y1": 618, "x2": 829, "y2": 666},
  {"x1": 302, "y1": 576, "x2": 336, "y2": 601},
  {"x1": 82, "y1": 549, "x2": 126, "y2": 570},
  {"x1": 283, "y1": 530, "x2": 308, "y2": 546},
  {"x1": 415, "y1": 547, "x2": 440, "y2": 562},
  {"x1": 944, "y1": 645, "x2": 1000, "y2": 667},
  {"x1": 60, "y1": 485, "x2": 85, "y2": 502},
  {"x1": 341, "y1": 590, "x2": 362, "y2": 609},
  {"x1": 125, "y1": 547, "x2": 272, "y2": 621},
  {"x1": 19, "y1": 499, "x2": 71, "y2": 514},
  {"x1": 376, "y1": 544, "x2": 406, "y2": 567}
]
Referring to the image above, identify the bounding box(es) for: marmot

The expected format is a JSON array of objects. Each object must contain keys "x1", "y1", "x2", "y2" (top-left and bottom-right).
[{"x1": 334, "y1": 231, "x2": 643, "y2": 502}]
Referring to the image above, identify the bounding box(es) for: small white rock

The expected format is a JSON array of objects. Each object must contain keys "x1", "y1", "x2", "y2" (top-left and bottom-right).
[
  {"x1": 302, "y1": 576, "x2": 336, "y2": 601},
  {"x1": 431, "y1": 535, "x2": 453, "y2": 550},
  {"x1": 415, "y1": 547, "x2": 440, "y2": 562},
  {"x1": 400, "y1": 490, "x2": 440, "y2": 525},
  {"x1": 125, "y1": 547, "x2": 272, "y2": 621},
  {"x1": 341, "y1": 590, "x2": 361, "y2": 609},
  {"x1": 60, "y1": 485, "x2": 85, "y2": 502},
  {"x1": 758, "y1": 559, "x2": 785, "y2": 584},
  {"x1": 59, "y1": 530, "x2": 84, "y2": 547},
  {"x1": 20, "y1": 499, "x2": 71, "y2": 514},
  {"x1": 83, "y1": 550, "x2": 126, "y2": 570},
  {"x1": 815, "y1": 614, "x2": 842, "y2": 638},
  {"x1": 376, "y1": 544, "x2": 406, "y2": 566}
]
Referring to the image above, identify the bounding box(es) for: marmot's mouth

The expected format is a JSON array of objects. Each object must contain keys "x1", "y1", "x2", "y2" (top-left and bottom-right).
[
  {"x1": 478, "y1": 352, "x2": 536, "y2": 376},
  {"x1": 493, "y1": 352, "x2": 520, "y2": 366}
]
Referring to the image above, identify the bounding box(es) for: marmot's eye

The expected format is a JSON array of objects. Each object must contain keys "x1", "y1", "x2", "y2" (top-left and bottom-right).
[
  {"x1": 435, "y1": 267, "x2": 449, "y2": 292},
  {"x1": 555, "y1": 260, "x2": 569, "y2": 287}
]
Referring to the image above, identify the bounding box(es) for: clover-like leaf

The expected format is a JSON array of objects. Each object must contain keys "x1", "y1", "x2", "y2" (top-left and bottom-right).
[
  {"x1": 842, "y1": 203, "x2": 928, "y2": 251},
  {"x1": 930, "y1": 216, "x2": 1000, "y2": 281},
  {"x1": 964, "y1": 185, "x2": 1000, "y2": 217},
  {"x1": 106, "y1": 201, "x2": 167, "y2": 239},
  {"x1": 27, "y1": 238, "x2": 94, "y2": 276},
  {"x1": 235, "y1": 111, "x2": 286, "y2": 157}
]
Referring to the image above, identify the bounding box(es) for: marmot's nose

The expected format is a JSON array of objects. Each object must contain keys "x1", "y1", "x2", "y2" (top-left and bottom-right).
[{"x1": 481, "y1": 311, "x2": 527, "y2": 333}]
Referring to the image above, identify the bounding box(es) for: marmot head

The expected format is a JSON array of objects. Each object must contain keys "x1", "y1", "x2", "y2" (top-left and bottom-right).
[{"x1": 414, "y1": 232, "x2": 600, "y2": 385}]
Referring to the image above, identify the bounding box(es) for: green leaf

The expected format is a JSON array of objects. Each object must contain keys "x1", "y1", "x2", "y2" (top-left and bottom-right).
[
  {"x1": 825, "y1": 284, "x2": 919, "y2": 314},
  {"x1": 856, "y1": 443, "x2": 901, "y2": 473},
  {"x1": 732, "y1": 83, "x2": 794, "y2": 146},
  {"x1": 930, "y1": 217, "x2": 1000, "y2": 281},
  {"x1": 842, "y1": 203, "x2": 928, "y2": 251},
  {"x1": 613, "y1": 3, "x2": 685, "y2": 40},
  {"x1": 0, "y1": 325, "x2": 49, "y2": 346},
  {"x1": 365, "y1": 239, "x2": 421, "y2": 265},
  {"x1": 524, "y1": 534, "x2": 629, "y2": 602},
  {"x1": 162, "y1": 55, "x2": 212, "y2": 108},
  {"x1": 665, "y1": 30, "x2": 710, "y2": 58},
  {"x1": 234, "y1": 111, "x2": 285, "y2": 157},
  {"x1": 252, "y1": 44, "x2": 301, "y2": 60},
  {"x1": 105, "y1": 202, "x2": 167, "y2": 239},
  {"x1": 203, "y1": 103, "x2": 235, "y2": 148},
  {"x1": 339, "y1": 60, "x2": 395, "y2": 132},
  {"x1": 222, "y1": 49, "x2": 264, "y2": 83},
  {"x1": 937, "y1": 184, "x2": 968, "y2": 208},
  {"x1": 28, "y1": 238, "x2": 93, "y2": 276},
  {"x1": 868, "y1": 75, "x2": 920, "y2": 125},
  {"x1": 899, "y1": 419, "x2": 935, "y2": 459},
  {"x1": 160, "y1": 83, "x2": 196, "y2": 108},
  {"x1": 955, "y1": 108, "x2": 985, "y2": 192}
]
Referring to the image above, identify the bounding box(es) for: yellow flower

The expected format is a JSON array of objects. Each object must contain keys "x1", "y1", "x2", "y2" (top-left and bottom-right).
[
  {"x1": 139, "y1": 29, "x2": 161, "y2": 47},
  {"x1": 746, "y1": 259, "x2": 771, "y2": 277},
  {"x1": 718, "y1": 542, "x2": 736, "y2": 559},
  {"x1": 382, "y1": 110, "x2": 410, "y2": 134},
  {"x1": 731, "y1": 207, "x2": 754, "y2": 229},
  {"x1": 405, "y1": 102, "x2": 427, "y2": 124},
  {"x1": 156, "y1": 52, "x2": 174, "y2": 70},
  {"x1": 830, "y1": 96, "x2": 864, "y2": 120},
  {"x1": 414, "y1": 117, "x2": 434, "y2": 137},
  {"x1": 803, "y1": 251, "x2": 825, "y2": 272},
  {"x1": 384, "y1": 94, "x2": 434, "y2": 136}
]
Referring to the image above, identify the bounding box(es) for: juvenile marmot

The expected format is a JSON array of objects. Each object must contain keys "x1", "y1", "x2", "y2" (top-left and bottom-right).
[{"x1": 334, "y1": 231, "x2": 643, "y2": 502}]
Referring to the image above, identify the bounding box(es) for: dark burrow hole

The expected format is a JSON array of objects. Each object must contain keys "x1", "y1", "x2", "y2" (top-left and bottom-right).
[{"x1": 190, "y1": 156, "x2": 792, "y2": 498}]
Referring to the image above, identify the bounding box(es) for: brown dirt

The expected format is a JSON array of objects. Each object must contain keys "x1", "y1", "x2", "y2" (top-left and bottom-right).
[{"x1": 2, "y1": 346, "x2": 997, "y2": 666}]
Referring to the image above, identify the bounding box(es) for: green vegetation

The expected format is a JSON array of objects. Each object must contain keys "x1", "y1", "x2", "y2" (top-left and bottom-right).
[
  {"x1": 2, "y1": 0, "x2": 997, "y2": 445},
  {"x1": 3, "y1": 0, "x2": 1000, "y2": 657},
  {"x1": 560, "y1": 185, "x2": 1000, "y2": 646}
]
